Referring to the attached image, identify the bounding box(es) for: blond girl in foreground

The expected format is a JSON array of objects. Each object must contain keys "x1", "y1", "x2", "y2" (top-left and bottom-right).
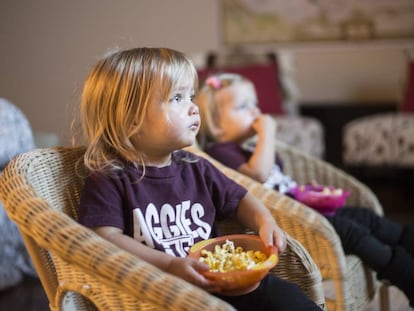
[{"x1": 77, "y1": 48, "x2": 322, "y2": 310}]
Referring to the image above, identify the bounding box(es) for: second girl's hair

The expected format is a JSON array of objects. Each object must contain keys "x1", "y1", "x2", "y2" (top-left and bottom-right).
[
  {"x1": 195, "y1": 73, "x2": 248, "y2": 149},
  {"x1": 80, "y1": 47, "x2": 198, "y2": 172}
]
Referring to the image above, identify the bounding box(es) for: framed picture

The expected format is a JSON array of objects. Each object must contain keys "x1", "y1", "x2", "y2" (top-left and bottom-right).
[{"x1": 222, "y1": 0, "x2": 414, "y2": 44}]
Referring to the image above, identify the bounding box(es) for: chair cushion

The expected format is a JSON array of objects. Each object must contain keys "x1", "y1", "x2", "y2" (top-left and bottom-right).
[{"x1": 343, "y1": 113, "x2": 414, "y2": 166}]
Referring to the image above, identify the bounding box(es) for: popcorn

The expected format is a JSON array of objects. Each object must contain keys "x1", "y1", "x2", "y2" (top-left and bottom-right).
[{"x1": 199, "y1": 239, "x2": 267, "y2": 272}]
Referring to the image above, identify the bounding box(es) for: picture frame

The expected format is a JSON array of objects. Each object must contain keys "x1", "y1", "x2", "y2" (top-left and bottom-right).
[{"x1": 221, "y1": 0, "x2": 414, "y2": 45}]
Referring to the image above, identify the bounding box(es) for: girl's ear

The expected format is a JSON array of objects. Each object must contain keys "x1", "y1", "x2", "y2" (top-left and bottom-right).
[
  {"x1": 130, "y1": 122, "x2": 141, "y2": 136},
  {"x1": 130, "y1": 123, "x2": 137, "y2": 131}
]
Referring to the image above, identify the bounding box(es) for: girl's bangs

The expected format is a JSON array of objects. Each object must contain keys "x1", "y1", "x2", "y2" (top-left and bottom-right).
[{"x1": 168, "y1": 59, "x2": 198, "y2": 92}]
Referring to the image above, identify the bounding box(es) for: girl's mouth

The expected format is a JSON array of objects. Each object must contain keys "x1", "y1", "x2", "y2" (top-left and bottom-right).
[{"x1": 190, "y1": 121, "x2": 200, "y2": 131}]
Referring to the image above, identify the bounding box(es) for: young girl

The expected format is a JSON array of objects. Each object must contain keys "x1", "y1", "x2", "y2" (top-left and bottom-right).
[
  {"x1": 196, "y1": 73, "x2": 414, "y2": 308},
  {"x1": 77, "y1": 47, "x2": 322, "y2": 311}
]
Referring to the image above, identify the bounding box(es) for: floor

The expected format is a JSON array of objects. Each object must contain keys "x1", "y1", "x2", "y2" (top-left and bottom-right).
[
  {"x1": 0, "y1": 170, "x2": 413, "y2": 310},
  {"x1": 366, "y1": 285, "x2": 410, "y2": 311},
  {"x1": 0, "y1": 276, "x2": 48, "y2": 311}
]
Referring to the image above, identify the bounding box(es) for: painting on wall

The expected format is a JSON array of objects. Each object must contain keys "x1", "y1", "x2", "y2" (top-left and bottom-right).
[{"x1": 222, "y1": 0, "x2": 414, "y2": 44}]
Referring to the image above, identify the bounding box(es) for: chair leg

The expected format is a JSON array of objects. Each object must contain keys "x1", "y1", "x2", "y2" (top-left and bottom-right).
[{"x1": 379, "y1": 283, "x2": 390, "y2": 311}]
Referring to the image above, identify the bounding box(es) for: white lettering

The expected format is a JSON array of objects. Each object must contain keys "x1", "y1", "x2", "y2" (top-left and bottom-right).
[
  {"x1": 132, "y1": 208, "x2": 154, "y2": 247},
  {"x1": 146, "y1": 204, "x2": 162, "y2": 241},
  {"x1": 174, "y1": 202, "x2": 187, "y2": 236},
  {"x1": 180, "y1": 200, "x2": 193, "y2": 236},
  {"x1": 191, "y1": 203, "x2": 211, "y2": 239},
  {"x1": 132, "y1": 201, "x2": 212, "y2": 255},
  {"x1": 160, "y1": 203, "x2": 181, "y2": 237}
]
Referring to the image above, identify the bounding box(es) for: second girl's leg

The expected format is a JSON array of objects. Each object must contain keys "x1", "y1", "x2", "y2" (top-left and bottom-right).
[
  {"x1": 325, "y1": 213, "x2": 392, "y2": 271},
  {"x1": 335, "y1": 207, "x2": 402, "y2": 245},
  {"x1": 337, "y1": 207, "x2": 414, "y2": 257},
  {"x1": 326, "y1": 212, "x2": 414, "y2": 307}
]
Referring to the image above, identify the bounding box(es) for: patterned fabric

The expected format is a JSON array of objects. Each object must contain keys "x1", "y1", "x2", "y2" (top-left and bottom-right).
[
  {"x1": 274, "y1": 116, "x2": 325, "y2": 159},
  {"x1": 0, "y1": 99, "x2": 35, "y2": 170},
  {"x1": 0, "y1": 98, "x2": 37, "y2": 290},
  {"x1": 343, "y1": 112, "x2": 414, "y2": 166}
]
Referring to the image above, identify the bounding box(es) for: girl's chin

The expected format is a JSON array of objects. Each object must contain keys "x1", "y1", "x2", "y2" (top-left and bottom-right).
[
  {"x1": 179, "y1": 138, "x2": 197, "y2": 149},
  {"x1": 240, "y1": 132, "x2": 256, "y2": 141}
]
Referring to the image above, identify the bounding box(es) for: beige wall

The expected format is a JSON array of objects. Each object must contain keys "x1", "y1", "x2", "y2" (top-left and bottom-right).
[{"x1": 1, "y1": 0, "x2": 413, "y2": 145}]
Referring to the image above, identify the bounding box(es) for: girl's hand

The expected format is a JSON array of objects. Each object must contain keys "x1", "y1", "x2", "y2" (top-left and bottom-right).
[
  {"x1": 252, "y1": 114, "x2": 276, "y2": 137},
  {"x1": 166, "y1": 257, "x2": 222, "y2": 293},
  {"x1": 258, "y1": 221, "x2": 287, "y2": 253},
  {"x1": 237, "y1": 193, "x2": 287, "y2": 253}
]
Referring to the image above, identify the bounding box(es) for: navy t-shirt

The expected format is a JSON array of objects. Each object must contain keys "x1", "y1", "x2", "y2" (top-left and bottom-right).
[
  {"x1": 78, "y1": 150, "x2": 247, "y2": 257},
  {"x1": 206, "y1": 142, "x2": 253, "y2": 171}
]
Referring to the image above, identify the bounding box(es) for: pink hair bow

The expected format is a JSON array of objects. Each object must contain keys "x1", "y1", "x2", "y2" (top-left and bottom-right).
[{"x1": 206, "y1": 76, "x2": 221, "y2": 89}]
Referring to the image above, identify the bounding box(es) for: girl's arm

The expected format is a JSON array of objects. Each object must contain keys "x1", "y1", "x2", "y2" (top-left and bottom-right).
[
  {"x1": 94, "y1": 226, "x2": 221, "y2": 292},
  {"x1": 236, "y1": 192, "x2": 287, "y2": 252},
  {"x1": 239, "y1": 114, "x2": 276, "y2": 182}
]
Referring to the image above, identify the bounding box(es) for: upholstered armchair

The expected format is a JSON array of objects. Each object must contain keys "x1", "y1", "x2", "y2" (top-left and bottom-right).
[
  {"x1": 343, "y1": 52, "x2": 414, "y2": 168},
  {"x1": 343, "y1": 113, "x2": 414, "y2": 167}
]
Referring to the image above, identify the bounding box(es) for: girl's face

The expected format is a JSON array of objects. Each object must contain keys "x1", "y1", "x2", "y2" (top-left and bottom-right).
[
  {"x1": 216, "y1": 81, "x2": 260, "y2": 143},
  {"x1": 133, "y1": 77, "x2": 200, "y2": 166}
]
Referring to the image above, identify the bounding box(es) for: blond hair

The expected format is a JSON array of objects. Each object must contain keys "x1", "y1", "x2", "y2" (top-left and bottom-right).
[
  {"x1": 195, "y1": 73, "x2": 249, "y2": 149},
  {"x1": 80, "y1": 47, "x2": 197, "y2": 172}
]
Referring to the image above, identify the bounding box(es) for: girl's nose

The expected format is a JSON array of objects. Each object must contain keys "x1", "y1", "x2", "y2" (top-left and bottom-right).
[
  {"x1": 189, "y1": 104, "x2": 199, "y2": 115},
  {"x1": 251, "y1": 106, "x2": 260, "y2": 116}
]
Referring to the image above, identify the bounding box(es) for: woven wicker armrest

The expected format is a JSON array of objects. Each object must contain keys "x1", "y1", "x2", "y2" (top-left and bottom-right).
[{"x1": 274, "y1": 235, "x2": 325, "y2": 308}]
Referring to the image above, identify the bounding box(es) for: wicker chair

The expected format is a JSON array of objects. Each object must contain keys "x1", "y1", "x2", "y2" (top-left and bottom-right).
[
  {"x1": 188, "y1": 140, "x2": 389, "y2": 311},
  {"x1": 0, "y1": 147, "x2": 325, "y2": 311}
]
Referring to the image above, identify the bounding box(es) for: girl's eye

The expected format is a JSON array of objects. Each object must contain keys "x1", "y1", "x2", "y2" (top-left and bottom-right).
[
  {"x1": 170, "y1": 93, "x2": 195, "y2": 103},
  {"x1": 170, "y1": 94, "x2": 183, "y2": 103},
  {"x1": 235, "y1": 103, "x2": 248, "y2": 110},
  {"x1": 235, "y1": 101, "x2": 257, "y2": 111}
]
